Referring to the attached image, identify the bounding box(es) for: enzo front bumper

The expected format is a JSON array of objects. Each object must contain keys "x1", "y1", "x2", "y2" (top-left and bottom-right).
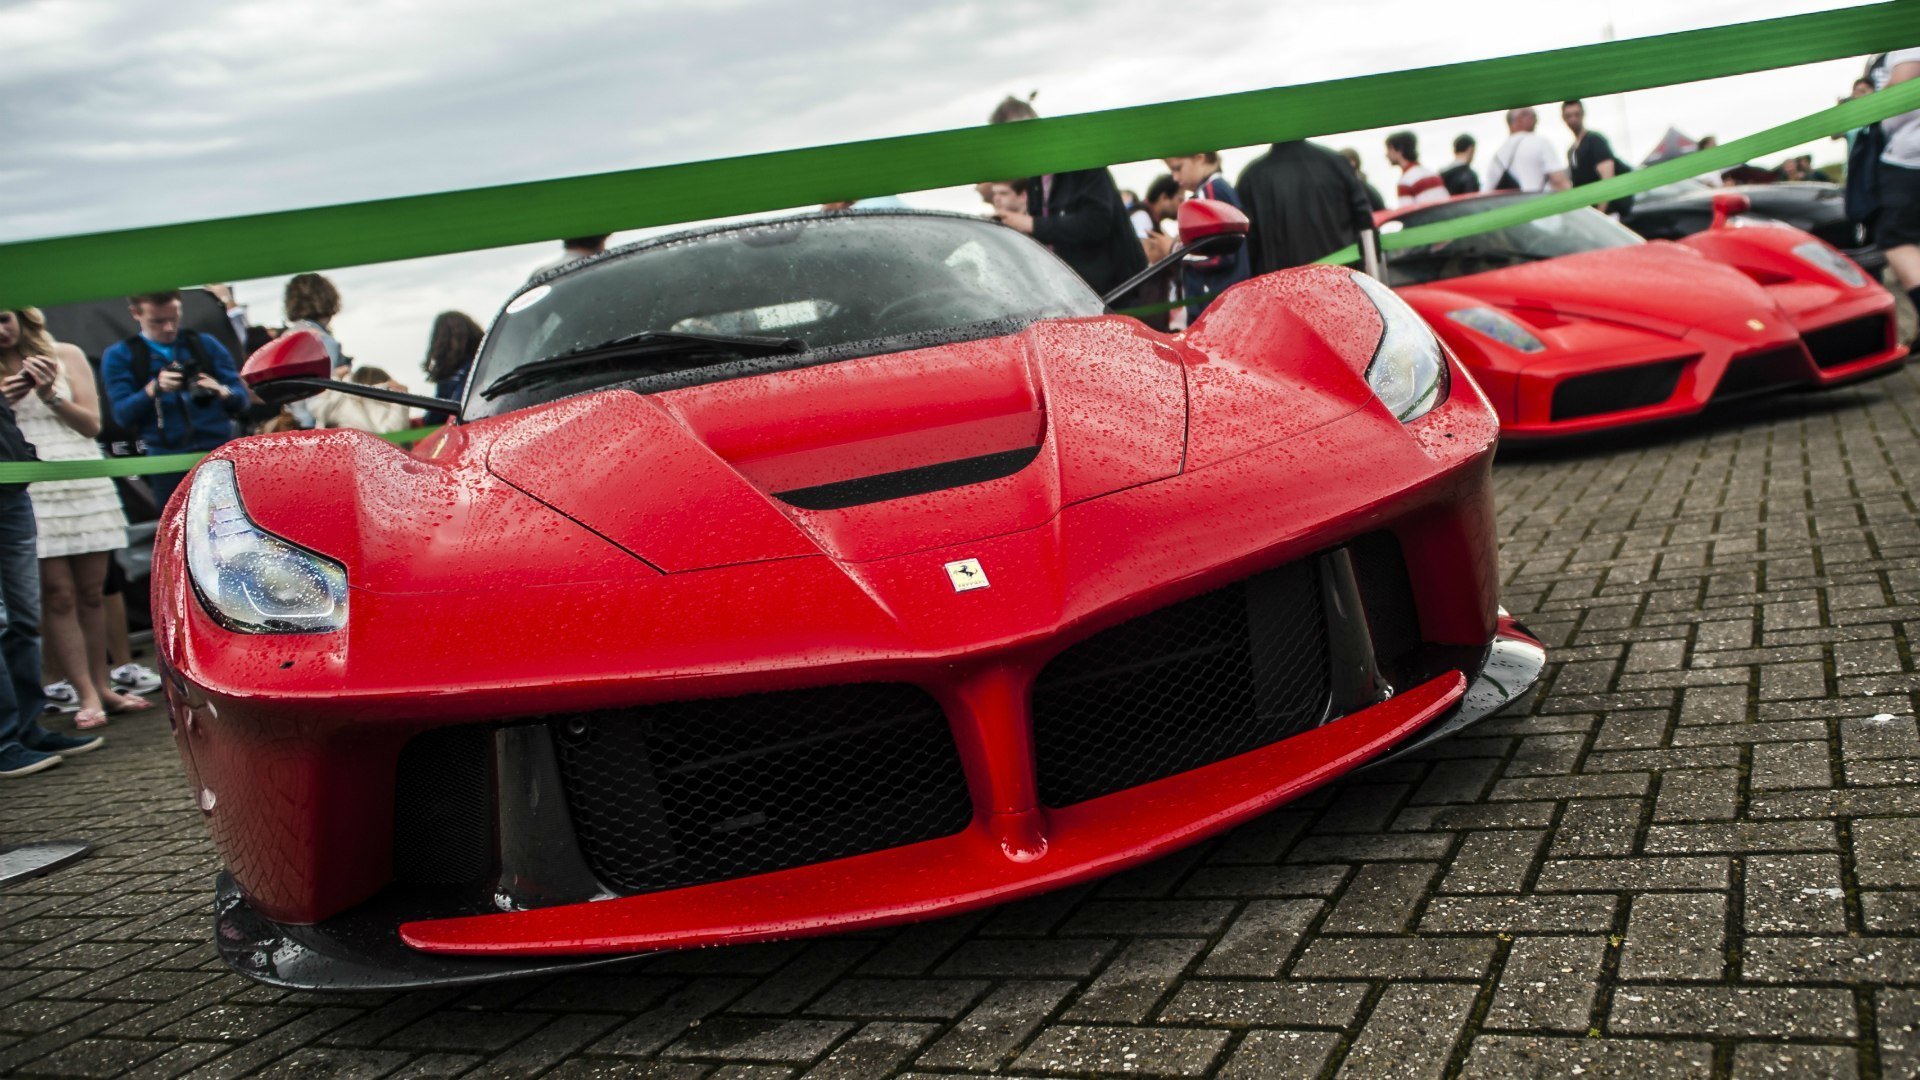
[{"x1": 214, "y1": 618, "x2": 1542, "y2": 989}]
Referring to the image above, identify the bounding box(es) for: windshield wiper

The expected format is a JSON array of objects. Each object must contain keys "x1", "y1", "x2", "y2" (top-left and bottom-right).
[{"x1": 480, "y1": 330, "x2": 806, "y2": 399}]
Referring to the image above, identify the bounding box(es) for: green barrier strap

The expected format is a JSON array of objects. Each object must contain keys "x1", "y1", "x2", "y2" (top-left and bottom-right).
[
  {"x1": 0, "y1": 425, "x2": 438, "y2": 484},
  {"x1": 3, "y1": 2, "x2": 1916, "y2": 310},
  {"x1": 1314, "y1": 77, "x2": 1920, "y2": 266}
]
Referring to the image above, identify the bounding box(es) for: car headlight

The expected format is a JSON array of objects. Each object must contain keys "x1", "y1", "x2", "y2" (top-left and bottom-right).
[
  {"x1": 1791, "y1": 241, "x2": 1867, "y2": 288},
  {"x1": 1446, "y1": 306, "x2": 1547, "y2": 354},
  {"x1": 1351, "y1": 272, "x2": 1449, "y2": 422},
  {"x1": 185, "y1": 460, "x2": 348, "y2": 634}
]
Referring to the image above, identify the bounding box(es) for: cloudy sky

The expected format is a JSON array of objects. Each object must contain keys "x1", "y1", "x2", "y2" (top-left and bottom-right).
[{"x1": 0, "y1": 0, "x2": 1885, "y2": 387}]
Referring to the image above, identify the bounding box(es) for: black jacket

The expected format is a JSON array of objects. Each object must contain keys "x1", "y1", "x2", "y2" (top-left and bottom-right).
[
  {"x1": 1025, "y1": 167, "x2": 1148, "y2": 295},
  {"x1": 1236, "y1": 141, "x2": 1378, "y2": 276},
  {"x1": 0, "y1": 399, "x2": 36, "y2": 496}
]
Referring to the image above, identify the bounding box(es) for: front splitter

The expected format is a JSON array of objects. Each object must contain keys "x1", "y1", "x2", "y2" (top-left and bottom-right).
[{"x1": 213, "y1": 625, "x2": 1544, "y2": 990}]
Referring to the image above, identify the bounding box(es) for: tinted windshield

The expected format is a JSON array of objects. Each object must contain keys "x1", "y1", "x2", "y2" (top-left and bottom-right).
[
  {"x1": 468, "y1": 213, "x2": 1102, "y2": 417},
  {"x1": 1383, "y1": 194, "x2": 1642, "y2": 285}
]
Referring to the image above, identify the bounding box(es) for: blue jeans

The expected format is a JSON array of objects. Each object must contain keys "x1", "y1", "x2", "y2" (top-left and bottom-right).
[{"x1": 0, "y1": 489, "x2": 46, "y2": 750}]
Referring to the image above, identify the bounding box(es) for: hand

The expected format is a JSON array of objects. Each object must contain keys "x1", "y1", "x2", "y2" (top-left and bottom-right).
[
  {"x1": 383, "y1": 380, "x2": 409, "y2": 393},
  {"x1": 20, "y1": 356, "x2": 58, "y2": 399},
  {"x1": 203, "y1": 283, "x2": 236, "y2": 308},
  {"x1": 193, "y1": 373, "x2": 230, "y2": 399},
  {"x1": 0, "y1": 375, "x2": 30, "y2": 405},
  {"x1": 996, "y1": 210, "x2": 1034, "y2": 235},
  {"x1": 1143, "y1": 231, "x2": 1175, "y2": 261},
  {"x1": 154, "y1": 368, "x2": 186, "y2": 394}
]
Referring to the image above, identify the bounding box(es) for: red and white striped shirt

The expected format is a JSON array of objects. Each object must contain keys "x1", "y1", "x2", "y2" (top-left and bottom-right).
[{"x1": 1396, "y1": 163, "x2": 1448, "y2": 206}]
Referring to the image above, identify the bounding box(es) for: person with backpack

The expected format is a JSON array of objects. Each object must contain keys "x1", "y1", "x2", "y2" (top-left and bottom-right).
[
  {"x1": 100, "y1": 290, "x2": 249, "y2": 509},
  {"x1": 1562, "y1": 100, "x2": 1634, "y2": 217},
  {"x1": 1482, "y1": 108, "x2": 1570, "y2": 194}
]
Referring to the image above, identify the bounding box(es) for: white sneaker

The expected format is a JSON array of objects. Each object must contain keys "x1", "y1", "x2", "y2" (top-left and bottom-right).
[
  {"x1": 110, "y1": 663, "x2": 162, "y2": 695},
  {"x1": 42, "y1": 681, "x2": 80, "y2": 714}
]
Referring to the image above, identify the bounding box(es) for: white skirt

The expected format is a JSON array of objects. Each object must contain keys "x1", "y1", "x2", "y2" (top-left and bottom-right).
[{"x1": 30, "y1": 477, "x2": 129, "y2": 559}]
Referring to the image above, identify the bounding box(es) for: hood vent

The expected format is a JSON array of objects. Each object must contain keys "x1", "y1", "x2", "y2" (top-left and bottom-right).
[{"x1": 776, "y1": 445, "x2": 1042, "y2": 511}]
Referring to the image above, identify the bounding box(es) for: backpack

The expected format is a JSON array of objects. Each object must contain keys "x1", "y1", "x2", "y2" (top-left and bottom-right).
[{"x1": 1846, "y1": 54, "x2": 1890, "y2": 227}]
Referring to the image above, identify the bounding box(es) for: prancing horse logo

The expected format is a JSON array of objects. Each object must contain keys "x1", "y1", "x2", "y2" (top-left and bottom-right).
[{"x1": 944, "y1": 559, "x2": 989, "y2": 593}]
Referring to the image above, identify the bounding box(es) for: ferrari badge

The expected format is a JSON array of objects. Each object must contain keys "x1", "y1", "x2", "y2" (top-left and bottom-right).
[{"x1": 944, "y1": 558, "x2": 990, "y2": 592}]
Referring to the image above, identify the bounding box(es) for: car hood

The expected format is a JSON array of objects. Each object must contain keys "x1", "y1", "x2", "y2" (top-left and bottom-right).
[
  {"x1": 1433, "y1": 242, "x2": 1778, "y2": 336},
  {"x1": 484, "y1": 317, "x2": 1189, "y2": 570}
]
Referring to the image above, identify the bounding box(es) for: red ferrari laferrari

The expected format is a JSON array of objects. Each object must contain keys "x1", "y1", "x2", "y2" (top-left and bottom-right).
[
  {"x1": 1377, "y1": 192, "x2": 1908, "y2": 438},
  {"x1": 156, "y1": 204, "x2": 1543, "y2": 988}
]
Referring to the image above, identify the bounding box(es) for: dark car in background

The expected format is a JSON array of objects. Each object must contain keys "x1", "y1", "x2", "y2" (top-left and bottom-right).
[
  {"x1": 38, "y1": 287, "x2": 251, "y2": 630},
  {"x1": 1624, "y1": 180, "x2": 1883, "y2": 274}
]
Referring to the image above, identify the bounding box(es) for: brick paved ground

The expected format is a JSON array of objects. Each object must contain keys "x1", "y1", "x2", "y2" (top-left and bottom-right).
[{"x1": 7, "y1": 368, "x2": 1920, "y2": 1079}]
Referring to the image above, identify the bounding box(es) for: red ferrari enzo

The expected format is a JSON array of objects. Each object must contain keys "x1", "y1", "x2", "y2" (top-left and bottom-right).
[
  {"x1": 1377, "y1": 192, "x2": 1908, "y2": 438},
  {"x1": 156, "y1": 203, "x2": 1543, "y2": 988}
]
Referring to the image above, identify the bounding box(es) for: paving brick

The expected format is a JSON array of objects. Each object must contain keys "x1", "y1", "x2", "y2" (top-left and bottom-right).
[
  {"x1": 1421, "y1": 893, "x2": 1618, "y2": 933},
  {"x1": 1337, "y1": 982, "x2": 1477, "y2": 1080},
  {"x1": 1656, "y1": 765, "x2": 1746, "y2": 823},
  {"x1": 1462, "y1": 1035, "x2": 1713, "y2": 1078},
  {"x1": 1176, "y1": 865, "x2": 1347, "y2": 898},
  {"x1": 1853, "y1": 817, "x2": 1920, "y2": 886},
  {"x1": 1609, "y1": 987, "x2": 1859, "y2": 1038},
  {"x1": 1743, "y1": 936, "x2": 1920, "y2": 983},
  {"x1": 1482, "y1": 936, "x2": 1607, "y2": 1033},
  {"x1": 1321, "y1": 863, "x2": 1438, "y2": 934},
  {"x1": 798, "y1": 1022, "x2": 937, "y2": 1080},
  {"x1": 1728, "y1": 1043, "x2": 1858, "y2": 1079},
  {"x1": 1863, "y1": 890, "x2": 1920, "y2": 931},
  {"x1": 1157, "y1": 980, "x2": 1367, "y2": 1028},
  {"x1": 1214, "y1": 1029, "x2": 1339, "y2": 1080},
  {"x1": 1549, "y1": 799, "x2": 1645, "y2": 857},
  {"x1": 1620, "y1": 892, "x2": 1726, "y2": 981},
  {"x1": 1011, "y1": 1024, "x2": 1229, "y2": 1078},
  {"x1": 1745, "y1": 853, "x2": 1849, "y2": 933},
  {"x1": 913, "y1": 980, "x2": 1075, "y2": 1071},
  {"x1": 1441, "y1": 830, "x2": 1547, "y2": 894},
  {"x1": 1291, "y1": 936, "x2": 1496, "y2": 981},
  {"x1": 1643, "y1": 821, "x2": 1838, "y2": 854},
  {"x1": 804, "y1": 979, "x2": 987, "y2": 1021},
  {"x1": 1062, "y1": 938, "x2": 1206, "y2": 1023},
  {"x1": 1195, "y1": 899, "x2": 1318, "y2": 977},
  {"x1": 1878, "y1": 989, "x2": 1920, "y2": 1080},
  {"x1": 1533, "y1": 856, "x2": 1730, "y2": 893}
]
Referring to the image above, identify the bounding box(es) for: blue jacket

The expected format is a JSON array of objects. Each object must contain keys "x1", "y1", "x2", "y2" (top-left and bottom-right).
[
  {"x1": 101, "y1": 332, "x2": 250, "y2": 454},
  {"x1": 1184, "y1": 173, "x2": 1252, "y2": 318}
]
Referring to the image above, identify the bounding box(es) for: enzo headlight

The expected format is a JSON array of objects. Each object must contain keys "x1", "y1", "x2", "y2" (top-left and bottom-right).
[
  {"x1": 1352, "y1": 272, "x2": 1449, "y2": 422},
  {"x1": 1445, "y1": 306, "x2": 1546, "y2": 354},
  {"x1": 1791, "y1": 241, "x2": 1867, "y2": 288},
  {"x1": 185, "y1": 460, "x2": 348, "y2": 633}
]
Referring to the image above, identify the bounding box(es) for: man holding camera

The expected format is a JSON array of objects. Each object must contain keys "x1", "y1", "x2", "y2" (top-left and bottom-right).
[{"x1": 101, "y1": 291, "x2": 250, "y2": 509}]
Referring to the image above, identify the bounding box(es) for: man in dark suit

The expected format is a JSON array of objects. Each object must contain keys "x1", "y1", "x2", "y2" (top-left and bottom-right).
[
  {"x1": 1236, "y1": 141, "x2": 1379, "y2": 276},
  {"x1": 986, "y1": 97, "x2": 1148, "y2": 298}
]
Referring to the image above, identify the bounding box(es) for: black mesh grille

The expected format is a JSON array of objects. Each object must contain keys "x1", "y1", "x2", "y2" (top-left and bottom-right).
[
  {"x1": 1031, "y1": 560, "x2": 1331, "y2": 807},
  {"x1": 553, "y1": 684, "x2": 973, "y2": 895},
  {"x1": 1712, "y1": 346, "x2": 1811, "y2": 401},
  {"x1": 1803, "y1": 315, "x2": 1891, "y2": 370},
  {"x1": 1349, "y1": 532, "x2": 1420, "y2": 674},
  {"x1": 1550, "y1": 360, "x2": 1687, "y2": 421},
  {"x1": 392, "y1": 727, "x2": 494, "y2": 886}
]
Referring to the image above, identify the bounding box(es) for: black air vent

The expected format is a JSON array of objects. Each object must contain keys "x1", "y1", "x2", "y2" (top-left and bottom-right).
[
  {"x1": 1031, "y1": 560, "x2": 1332, "y2": 807},
  {"x1": 776, "y1": 446, "x2": 1041, "y2": 510},
  {"x1": 392, "y1": 727, "x2": 494, "y2": 886},
  {"x1": 553, "y1": 684, "x2": 973, "y2": 895},
  {"x1": 1550, "y1": 360, "x2": 1686, "y2": 421},
  {"x1": 1803, "y1": 315, "x2": 1891, "y2": 370}
]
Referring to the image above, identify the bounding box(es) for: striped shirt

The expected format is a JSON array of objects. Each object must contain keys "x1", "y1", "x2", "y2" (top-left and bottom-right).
[{"x1": 1396, "y1": 163, "x2": 1448, "y2": 206}]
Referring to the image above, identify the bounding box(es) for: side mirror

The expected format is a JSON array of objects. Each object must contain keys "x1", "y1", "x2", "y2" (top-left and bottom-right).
[
  {"x1": 241, "y1": 330, "x2": 331, "y2": 404},
  {"x1": 1102, "y1": 198, "x2": 1251, "y2": 307},
  {"x1": 1710, "y1": 192, "x2": 1752, "y2": 230},
  {"x1": 1176, "y1": 198, "x2": 1251, "y2": 250}
]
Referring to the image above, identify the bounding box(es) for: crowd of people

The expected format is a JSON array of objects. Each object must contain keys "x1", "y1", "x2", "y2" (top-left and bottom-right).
[
  {"x1": 982, "y1": 54, "x2": 1917, "y2": 332},
  {"x1": 0, "y1": 272, "x2": 489, "y2": 778},
  {"x1": 1, "y1": 53, "x2": 1916, "y2": 780}
]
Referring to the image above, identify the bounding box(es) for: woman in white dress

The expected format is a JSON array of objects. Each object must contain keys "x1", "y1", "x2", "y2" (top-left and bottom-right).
[{"x1": 0, "y1": 309, "x2": 143, "y2": 730}]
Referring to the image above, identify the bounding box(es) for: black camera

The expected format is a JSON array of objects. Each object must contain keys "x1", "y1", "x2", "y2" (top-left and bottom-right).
[{"x1": 166, "y1": 358, "x2": 217, "y2": 405}]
